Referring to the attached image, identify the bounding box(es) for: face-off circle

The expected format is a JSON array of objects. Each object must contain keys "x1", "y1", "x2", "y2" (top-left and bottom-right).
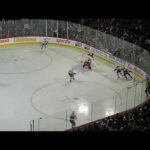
[{"x1": 31, "y1": 80, "x2": 120, "y2": 116}]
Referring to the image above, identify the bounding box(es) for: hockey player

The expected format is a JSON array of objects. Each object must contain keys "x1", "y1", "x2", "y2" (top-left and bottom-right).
[
  {"x1": 123, "y1": 68, "x2": 133, "y2": 80},
  {"x1": 41, "y1": 38, "x2": 48, "y2": 49},
  {"x1": 70, "y1": 111, "x2": 77, "y2": 128},
  {"x1": 83, "y1": 53, "x2": 93, "y2": 62},
  {"x1": 68, "y1": 69, "x2": 76, "y2": 82},
  {"x1": 145, "y1": 79, "x2": 150, "y2": 97},
  {"x1": 88, "y1": 52, "x2": 94, "y2": 60},
  {"x1": 114, "y1": 66, "x2": 123, "y2": 79},
  {"x1": 83, "y1": 58, "x2": 91, "y2": 70}
]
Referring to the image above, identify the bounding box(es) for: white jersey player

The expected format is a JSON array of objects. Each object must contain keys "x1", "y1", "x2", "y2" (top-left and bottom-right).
[
  {"x1": 68, "y1": 69, "x2": 76, "y2": 82},
  {"x1": 82, "y1": 53, "x2": 94, "y2": 70},
  {"x1": 84, "y1": 53, "x2": 94, "y2": 62},
  {"x1": 41, "y1": 38, "x2": 48, "y2": 49}
]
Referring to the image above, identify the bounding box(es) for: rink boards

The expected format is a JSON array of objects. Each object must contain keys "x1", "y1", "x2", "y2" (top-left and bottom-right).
[{"x1": 0, "y1": 37, "x2": 147, "y2": 82}]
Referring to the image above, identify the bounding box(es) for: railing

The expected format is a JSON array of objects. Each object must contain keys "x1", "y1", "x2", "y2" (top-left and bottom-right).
[
  {"x1": 67, "y1": 97, "x2": 150, "y2": 131},
  {"x1": 0, "y1": 19, "x2": 148, "y2": 131}
]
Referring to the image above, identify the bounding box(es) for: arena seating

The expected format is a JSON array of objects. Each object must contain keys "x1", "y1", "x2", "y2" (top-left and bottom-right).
[{"x1": 70, "y1": 19, "x2": 150, "y2": 52}]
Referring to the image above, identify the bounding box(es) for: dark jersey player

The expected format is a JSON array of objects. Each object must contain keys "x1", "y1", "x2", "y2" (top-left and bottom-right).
[
  {"x1": 70, "y1": 111, "x2": 77, "y2": 127},
  {"x1": 114, "y1": 66, "x2": 123, "y2": 79},
  {"x1": 145, "y1": 79, "x2": 150, "y2": 97},
  {"x1": 123, "y1": 68, "x2": 133, "y2": 80},
  {"x1": 88, "y1": 53, "x2": 94, "y2": 59}
]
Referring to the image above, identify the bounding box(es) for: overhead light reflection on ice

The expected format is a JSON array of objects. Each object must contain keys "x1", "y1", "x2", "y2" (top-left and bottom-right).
[
  {"x1": 78, "y1": 103, "x2": 89, "y2": 115},
  {"x1": 105, "y1": 108, "x2": 115, "y2": 116}
]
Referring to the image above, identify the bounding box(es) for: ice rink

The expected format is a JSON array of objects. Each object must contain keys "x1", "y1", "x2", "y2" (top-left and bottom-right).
[{"x1": 0, "y1": 44, "x2": 146, "y2": 131}]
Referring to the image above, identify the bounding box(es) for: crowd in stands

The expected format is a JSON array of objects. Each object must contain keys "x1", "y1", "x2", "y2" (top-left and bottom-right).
[
  {"x1": 70, "y1": 19, "x2": 150, "y2": 52},
  {"x1": 69, "y1": 97, "x2": 150, "y2": 131},
  {"x1": 1, "y1": 18, "x2": 150, "y2": 52},
  {"x1": 67, "y1": 19, "x2": 150, "y2": 74}
]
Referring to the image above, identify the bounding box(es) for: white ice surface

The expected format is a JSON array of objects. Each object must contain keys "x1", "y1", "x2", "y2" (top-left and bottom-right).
[{"x1": 0, "y1": 44, "x2": 146, "y2": 131}]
